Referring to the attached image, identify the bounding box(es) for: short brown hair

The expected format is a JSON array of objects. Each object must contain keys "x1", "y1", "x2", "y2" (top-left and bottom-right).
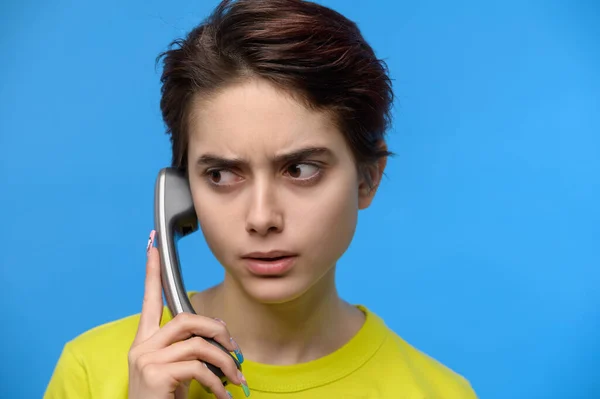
[{"x1": 156, "y1": 0, "x2": 393, "y2": 186}]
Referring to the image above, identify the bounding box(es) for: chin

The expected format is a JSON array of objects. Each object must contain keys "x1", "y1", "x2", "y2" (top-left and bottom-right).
[{"x1": 241, "y1": 277, "x2": 312, "y2": 305}]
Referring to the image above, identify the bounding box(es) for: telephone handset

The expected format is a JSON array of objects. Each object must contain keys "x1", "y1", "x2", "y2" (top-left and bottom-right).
[{"x1": 153, "y1": 167, "x2": 241, "y2": 384}]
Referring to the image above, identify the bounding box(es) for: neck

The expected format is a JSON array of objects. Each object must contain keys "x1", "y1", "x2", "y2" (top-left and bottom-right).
[{"x1": 191, "y1": 267, "x2": 365, "y2": 365}]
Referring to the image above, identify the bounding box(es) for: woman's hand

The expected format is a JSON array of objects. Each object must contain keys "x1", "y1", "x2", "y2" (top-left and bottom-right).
[{"x1": 127, "y1": 231, "x2": 247, "y2": 399}]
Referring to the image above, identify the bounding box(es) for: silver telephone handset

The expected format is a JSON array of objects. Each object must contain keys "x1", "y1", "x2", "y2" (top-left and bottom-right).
[{"x1": 153, "y1": 167, "x2": 241, "y2": 383}]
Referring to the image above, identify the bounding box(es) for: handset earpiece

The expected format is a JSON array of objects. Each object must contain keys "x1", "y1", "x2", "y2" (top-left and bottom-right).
[{"x1": 153, "y1": 167, "x2": 241, "y2": 383}]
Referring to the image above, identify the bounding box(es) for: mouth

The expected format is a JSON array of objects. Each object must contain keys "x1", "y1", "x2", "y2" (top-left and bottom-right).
[
  {"x1": 247, "y1": 255, "x2": 288, "y2": 261},
  {"x1": 242, "y1": 250, "x2": 297, "y2": 259},
  {"x1": 241, "y1": 251, "x2": 298, "y2": 276}
]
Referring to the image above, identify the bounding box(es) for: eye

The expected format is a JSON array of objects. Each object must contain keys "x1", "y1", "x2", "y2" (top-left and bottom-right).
[
  {"x1": 206, "y1": 169, "x2": 241, "y2": 186},
  {"x1": 284, "y1": 163, "x2": 320, "y2": 180}
]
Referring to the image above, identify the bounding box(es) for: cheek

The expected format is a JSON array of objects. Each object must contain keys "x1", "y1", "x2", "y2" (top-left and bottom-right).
[
  {"x1": 190, "y1": 186, "x2": 238, "y2": 264},
  {"x1": 294, "y1": 175, "x2": 359, "y2": 263}
]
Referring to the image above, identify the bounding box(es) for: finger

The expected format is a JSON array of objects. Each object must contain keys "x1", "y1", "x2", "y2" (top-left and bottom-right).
[
  {"x1": 134, "y1": 230, "x2": 164, "y2": 344},
  {"x1": 147, "y1": 312, "x2": 237, "y2": 354},
  {"x1": 165, "y1": 361, "x2": 232, "y2": 399},
  {"x1": 173, "y1": 381, "x2": 190, "y2": 399},
  {"x1": 139, "y1": 336, "x2": 242, "y2": 385}
]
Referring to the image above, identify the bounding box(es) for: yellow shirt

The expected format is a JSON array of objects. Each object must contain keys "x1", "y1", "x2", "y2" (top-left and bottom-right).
[{"x1": 44, "y1": 293, "x2": 477, "y2": 398}]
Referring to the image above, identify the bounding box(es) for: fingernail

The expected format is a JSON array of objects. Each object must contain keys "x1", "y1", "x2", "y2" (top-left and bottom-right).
[
  {"x1": 146, "y1": 230, "x2": 156, "y2": 254},
  {"x1": 227, "y1": 392, "x2": 234, "y2": 398},
  {"x1": 230, "y1": 337, "x2": 244, "y2": 364},
  {"x1": 237, "y1": 371, "x2": 250, "y2": 397}
]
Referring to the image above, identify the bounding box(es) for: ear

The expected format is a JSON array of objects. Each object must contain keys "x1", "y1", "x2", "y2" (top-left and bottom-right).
[{"x1": 358, "y1": 142, "x2": 388, "y2": 210}]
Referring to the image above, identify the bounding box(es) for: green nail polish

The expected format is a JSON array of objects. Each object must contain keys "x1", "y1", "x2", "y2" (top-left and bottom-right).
[
  {"x1": 242, "y1": 382, "x2": 250, "y2": 397},
  {"x1": 237, "y1": 370, "x2": 250, "y2": 397},
  {"x1": 227, "y1": 391, "x2": 234, "y2": 398}
]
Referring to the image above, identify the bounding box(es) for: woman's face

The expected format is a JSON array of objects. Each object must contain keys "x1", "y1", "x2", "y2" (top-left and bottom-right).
[{"x1": 186, "y1": 78, "x2": 380, "y2": 304}]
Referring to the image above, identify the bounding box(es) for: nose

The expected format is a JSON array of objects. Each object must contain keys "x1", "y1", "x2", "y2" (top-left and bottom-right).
[{"x1": 245, "y1": 179, "x2": 284, "y2": 236}]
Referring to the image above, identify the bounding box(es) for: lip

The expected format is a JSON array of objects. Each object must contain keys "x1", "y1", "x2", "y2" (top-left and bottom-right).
[
  {"x1": 241, "y1": 251, "x2": 297, "y2": 276},
  {"x1": 242, "y1": 250, "x2": 297, "y2": 259}
]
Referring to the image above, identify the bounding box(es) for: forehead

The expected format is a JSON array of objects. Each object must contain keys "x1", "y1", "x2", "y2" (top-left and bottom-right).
[{"x1": 187, "y1": 79, "x2": 345, "y2": 156}]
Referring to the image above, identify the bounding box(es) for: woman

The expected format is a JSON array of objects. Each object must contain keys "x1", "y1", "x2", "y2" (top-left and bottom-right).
[{"x1": 45, "y1": 0, "x2": 478, "y2": 398}]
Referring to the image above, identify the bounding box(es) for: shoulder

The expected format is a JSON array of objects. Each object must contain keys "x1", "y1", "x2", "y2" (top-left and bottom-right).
[
  {"x1": 44, "y1": 312, "x2": 143, "y2": 398},
  {"x1": 387, "y1": 332, "x2": 477, "y2": 398},
  {"x1": 63, "y1": 311, "x2": 143, "y2": 379},
  {"x1": 67, "y1": 311, "x2": 141, "y2": 361},
  {"x1": 361, "y1": 307, "x2": 478, "y2": 398}
]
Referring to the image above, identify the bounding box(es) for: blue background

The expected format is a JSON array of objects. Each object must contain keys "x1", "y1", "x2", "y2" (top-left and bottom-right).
[{"x1": 1, "y1": 1, "x2": 598, "y2": 398}]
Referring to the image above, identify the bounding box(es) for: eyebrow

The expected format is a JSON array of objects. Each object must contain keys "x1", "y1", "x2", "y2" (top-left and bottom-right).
[{"x1": 195, "y1": 146, "x2": 333, "y2": 169}]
